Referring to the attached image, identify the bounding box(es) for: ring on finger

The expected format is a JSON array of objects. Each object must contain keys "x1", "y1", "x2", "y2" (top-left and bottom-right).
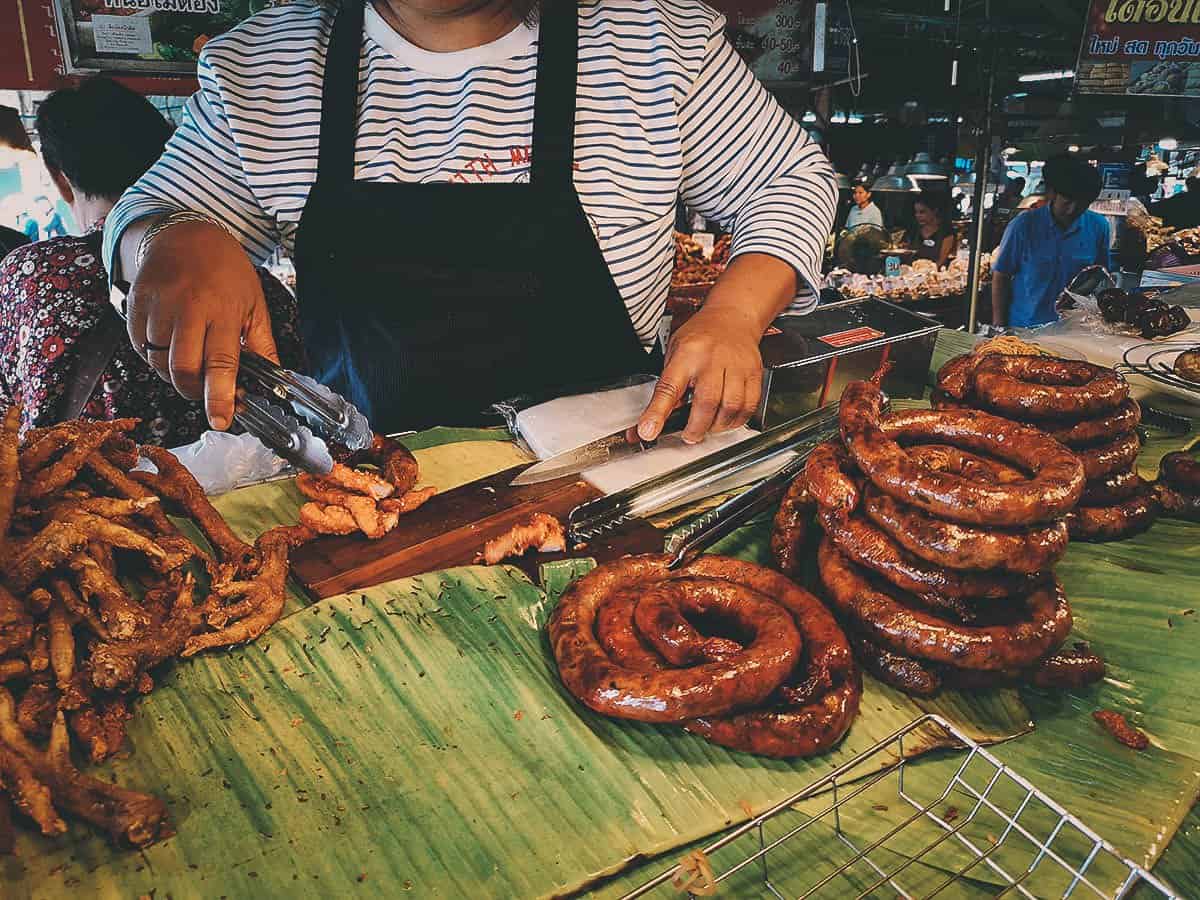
[{"x1": 141, "y1": 339, "x2": 169, "y2": 354}]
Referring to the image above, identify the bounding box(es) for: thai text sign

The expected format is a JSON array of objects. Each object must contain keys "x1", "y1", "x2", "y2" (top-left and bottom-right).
[{"x1": 1077, "y1": 0, "x2": 1200, "y2": 95}]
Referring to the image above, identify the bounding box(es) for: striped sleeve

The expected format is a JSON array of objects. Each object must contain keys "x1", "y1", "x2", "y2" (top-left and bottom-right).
[
  {"x1": 677, "y1": 17, "x2": 836, "y2": 313},
  {"x1": 102, "y1": 53, "x2": 282, "y2": 277}
]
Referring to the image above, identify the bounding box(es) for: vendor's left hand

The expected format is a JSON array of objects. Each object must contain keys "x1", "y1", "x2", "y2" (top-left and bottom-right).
[{"x1": 637, "y1": 306, "x2": 764, "y2": 444}]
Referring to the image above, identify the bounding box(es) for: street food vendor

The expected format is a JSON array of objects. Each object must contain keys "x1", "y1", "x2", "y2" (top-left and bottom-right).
[
  {"x1": 105, "y1": 0, "x2": 837, "y2": 444},
  {"x1": 902, "y1": 192, "x2": 956, "y2": 269},
  {"x1": 991, "y1": 154, "x2": 1108, "y2": 328}
]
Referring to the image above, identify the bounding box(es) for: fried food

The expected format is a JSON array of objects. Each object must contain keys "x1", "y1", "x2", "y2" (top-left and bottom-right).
[
  {"x1": 0, "y1": 405, "x2": 19, "y2": 561},
  {"x1": 1093, "y1": 709, "x2": 1148, "y2": 750},
  {"x1": 0, "y1": 698, "x2": 168, "y2": 846},
  {"x1": 0, "y1": 585, "x2": 33, "y2": 658},
  {"x1": 0, "y1": 415, "x2": 308, "y2": 848},
  {"x1": 182, "y1": 526, "x2": 312, "y2": 657},
  {"x1": 8, "y1": 517, "x2": 169, "y2": 594},
  {"x1": 70, "y1": 553, "x2": 150, "y2": 641},
  {"x1": 479, "y1": 512, "x2": 566, "y2": 564},
  {"x1": 21, "y1": 421, "x2": 135, "y2": 501},
  {"x1": 84, "y1": 452, "x2": 173, "y2": 535},
  {"x1": 315, "y1": 463, "x2": 393, "y2": 501},
  {"x1": 345, "y1": 433, "x2": 419, "y2": 495},
  {"x1": 299, "y1": 435, "x2": 431, "y2": 539},
  {"x1": 133, "y1": 446, "x2": 255, "y2": 570},
  {"x1": 379, "y1": 486, "x2": 437, "y2": 515},
  {"x1": 0, "y1": 737, "x2": 64, "y2": 837},
  {"x1": 69, "y1": 697, "x2": 131, "y2": 764},
  {"x1": 90, "y1": 576, "x2": 196, "y2": 691},
  {"x1": 299, "y1": 502, "x2": 357, "y2": 535}
]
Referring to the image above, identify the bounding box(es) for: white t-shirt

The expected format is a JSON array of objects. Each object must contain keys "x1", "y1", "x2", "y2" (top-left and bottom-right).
[
  {"x1": 845, "y1": 202, "x2": 884, "y2": 230},
  {"x1": 105, "y1": 0, "x2": 836, "y2": 344}
]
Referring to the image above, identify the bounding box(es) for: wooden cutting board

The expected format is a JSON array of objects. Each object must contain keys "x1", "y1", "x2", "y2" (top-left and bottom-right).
[{"x1": 288, "y1": 464, "x2": 663, "y2": 598}]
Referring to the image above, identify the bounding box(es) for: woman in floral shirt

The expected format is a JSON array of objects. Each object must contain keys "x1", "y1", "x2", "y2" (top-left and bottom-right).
[{"x1": 0, "y1": 77, "x2": 303, "y2": 447}]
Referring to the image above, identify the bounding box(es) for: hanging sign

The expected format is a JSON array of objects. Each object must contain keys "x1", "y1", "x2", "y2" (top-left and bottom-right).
[
  {"x1": 711, "y1": 0, "x2": 813, "y2": 83},
  {"x1": 1077, "y1": 0, "x2": 1200, "y2": 96},
  {"x1": 51, "y1": 0, "x2": 276, "y2": 76}
]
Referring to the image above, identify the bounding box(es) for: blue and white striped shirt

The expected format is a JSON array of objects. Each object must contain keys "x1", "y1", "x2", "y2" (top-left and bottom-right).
[{"x1": 105, "y1": 0, "x2": 837, "y2": 345}]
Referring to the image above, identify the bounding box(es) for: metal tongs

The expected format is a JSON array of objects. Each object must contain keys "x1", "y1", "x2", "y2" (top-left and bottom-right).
[
  {"x1": 234, "y1": 351, "x2": 373, "y2": 474},
  {"x1": 566, "y1": 402, "x2": 845, "y2": 546}
]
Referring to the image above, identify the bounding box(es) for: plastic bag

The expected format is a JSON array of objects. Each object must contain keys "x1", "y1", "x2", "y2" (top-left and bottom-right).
[{"x1": 149, "y1": 431, "x2": 290, "y2": 496}]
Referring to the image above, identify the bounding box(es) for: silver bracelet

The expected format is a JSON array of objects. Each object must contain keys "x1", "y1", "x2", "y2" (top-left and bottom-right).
[{"x1": 135, "y1": 211, "x2": 235, "y2": 270}]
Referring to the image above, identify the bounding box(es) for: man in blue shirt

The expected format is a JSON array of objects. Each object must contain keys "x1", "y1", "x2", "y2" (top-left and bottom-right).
[{"x1": 991, "y1": 155, "x2": 1110, "y2": 328}]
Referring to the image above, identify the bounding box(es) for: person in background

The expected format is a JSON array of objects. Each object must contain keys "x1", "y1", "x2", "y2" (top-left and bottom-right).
[
  {"x1": 845, "y1": 180, "x2": 884, "y2": 229},
  {"x1": 17, "y1": 211, "x2": 38, "y2": 242},
  {"x1": 0, "y1": 77, "x2": 304, "y2": 446},
  {"x1": 36, "y1": 195, "x2": 67, "y2": 239},
  {"x1": 995, "y1": 176, "x2": 1026, "y2": 209},
  {"x1": 903, "y1": 192, "x2": 956, "y2": 268},
  {"x1": 991, "y1": 153, "x2": 1108, "y2": 328}
]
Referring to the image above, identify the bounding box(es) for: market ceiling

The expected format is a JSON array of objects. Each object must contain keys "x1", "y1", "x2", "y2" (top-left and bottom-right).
[{"x1": 827, "y1": 0, "x2": 1090, "y2": 113}]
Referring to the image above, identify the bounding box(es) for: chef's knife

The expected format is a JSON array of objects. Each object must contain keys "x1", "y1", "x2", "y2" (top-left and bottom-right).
[{"x1": 510, "y1": 406, "x2": 692, "y2": 486}]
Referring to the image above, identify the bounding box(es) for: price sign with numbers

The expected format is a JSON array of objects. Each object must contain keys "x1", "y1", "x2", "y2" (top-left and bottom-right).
[{"x1": 711, "y1": 0, "x2": 813, "y2": 83}]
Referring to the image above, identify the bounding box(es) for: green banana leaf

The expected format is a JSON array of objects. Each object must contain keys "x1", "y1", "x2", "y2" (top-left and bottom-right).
[{"x1": 8, "y1": 554, "x2": 1029, "y2": 899}]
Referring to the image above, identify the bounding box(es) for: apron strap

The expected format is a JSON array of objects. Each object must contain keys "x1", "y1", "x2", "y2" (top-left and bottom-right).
[
  {"x1": 529, "y1": 0, "x2": 578, "y2": 188},
  {"x1": 317, "y1": 0, "x2": 367, "y2": 185}
]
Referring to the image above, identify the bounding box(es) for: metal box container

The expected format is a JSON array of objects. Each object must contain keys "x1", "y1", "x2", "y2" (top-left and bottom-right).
[{"x1": 753, "y1": 297, "x2": 940, "y2": 429}]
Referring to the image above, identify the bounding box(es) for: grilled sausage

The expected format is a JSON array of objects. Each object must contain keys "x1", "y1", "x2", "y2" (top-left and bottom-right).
[
  {"x1": 969, "y1": 356, "x2": 1129, "y2": 420},
  {"x1": 548, "y1": 555, "x2": 802, "y2": 723},
  {"x1": 685, "y1": 569, "x2": 861, "y2": 759},
  {"x1": 1066, "y1": 483, "x2": 1160, "y2": 542},
  {"x1": 818, "y1": 539, "x2": 1072, "y2": 671},
  {"x1": 840, "y1": 382, "x2": 1085, "y2": 526}
]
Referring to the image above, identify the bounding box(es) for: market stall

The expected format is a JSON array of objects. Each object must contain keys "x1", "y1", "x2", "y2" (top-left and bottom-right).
[{"x1": 2, "y1": 323, "x2": 1197, "y2": 898}]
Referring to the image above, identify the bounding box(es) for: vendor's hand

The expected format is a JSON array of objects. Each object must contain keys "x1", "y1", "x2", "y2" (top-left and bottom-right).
[
  {"x1": 124, "y1": 220, "x2": 278, "y2": 431},
  {"x1": 637, "y1": 306, "x2": 764, "y2": 444}
]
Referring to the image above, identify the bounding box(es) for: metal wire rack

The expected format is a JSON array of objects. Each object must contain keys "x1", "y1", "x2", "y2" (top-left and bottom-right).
[
  {"x1": 1120, "y1": 341, "x2": 1200, "y2": 399},
  {"x1": 622, "y1": 714, "x2": 1179, "y2": 899}
]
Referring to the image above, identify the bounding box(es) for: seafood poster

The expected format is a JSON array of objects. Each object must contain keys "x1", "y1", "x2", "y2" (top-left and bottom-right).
[
  {"x1": 52, "y1": 0, "x2": 284, "y2": 76},
  {"x1": 1077, "y1": 0, "x2": 1200, "y2": 96}
]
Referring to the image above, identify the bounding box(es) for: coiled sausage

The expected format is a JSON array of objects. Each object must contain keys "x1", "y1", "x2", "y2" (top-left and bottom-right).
[
  {"x1": 840, "y1": 383, "x2": 1085, "y2": 526},
  {"x1": 818, "y1": 539, "x2": 1072, "y2": 671}
]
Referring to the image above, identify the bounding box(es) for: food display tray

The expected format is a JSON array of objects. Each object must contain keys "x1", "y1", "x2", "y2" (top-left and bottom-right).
[{"x1": 755, "y1": 297, "x2": 940, "y2": 428}]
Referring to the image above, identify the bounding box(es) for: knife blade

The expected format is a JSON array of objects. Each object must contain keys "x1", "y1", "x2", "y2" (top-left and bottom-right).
[{"x1": 510, "y1": 406, "x2": 692, "y2": 486}]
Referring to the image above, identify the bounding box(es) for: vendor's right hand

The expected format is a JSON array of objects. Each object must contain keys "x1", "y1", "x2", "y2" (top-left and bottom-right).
[{"x1": 125, "y1": 220, "x2": 279, "y2": 431}]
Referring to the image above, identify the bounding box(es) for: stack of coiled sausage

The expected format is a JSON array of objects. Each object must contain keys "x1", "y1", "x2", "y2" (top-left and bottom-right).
[
  {"x1": 935, "y1": 354, "x2": 1160, "y2": 543},
  {"x1": 1155, "y1": 452, "x2": 1200, "y2": 521},
  {"x1": 797, "y1": 378, "x2": 1104, "y2": 697},
  {"x1": 547, "y1": 555, "x2": 861, "y2": 758}
]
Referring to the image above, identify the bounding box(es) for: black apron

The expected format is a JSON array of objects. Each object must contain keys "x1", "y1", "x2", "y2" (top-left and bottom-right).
[{"x1": 293, "y1": 0, "x2": 654, "y2": 432}]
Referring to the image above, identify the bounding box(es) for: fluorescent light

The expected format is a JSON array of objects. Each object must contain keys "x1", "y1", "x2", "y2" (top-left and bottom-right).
[
  {"x1": 1009, "y1": 92, "x2": 1029, "y2": 99},
  {"x1": 1068, "y1": 144, "x2": 1081, "y2": 153},
  {"x1": 1160, "y1": 137, "x2": 1179, "y2": 150},
  {"x1": 1018, "y1": 69, "x2": 1075, "y2": 82}
]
